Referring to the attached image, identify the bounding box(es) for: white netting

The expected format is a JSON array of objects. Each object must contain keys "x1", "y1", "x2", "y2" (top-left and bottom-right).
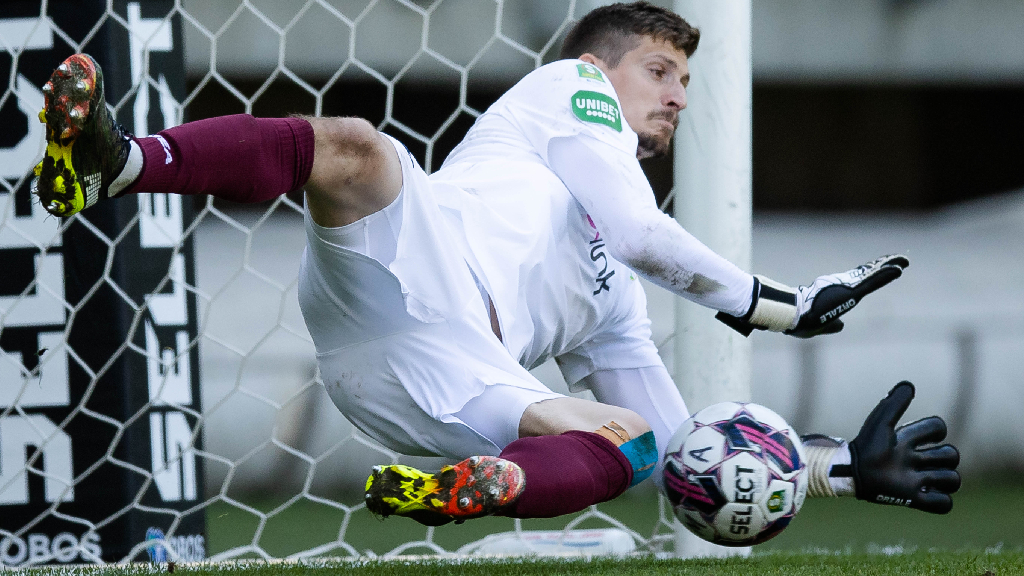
[{"x1": 0, "y1": 0, "x2": 682, "y2": 566}]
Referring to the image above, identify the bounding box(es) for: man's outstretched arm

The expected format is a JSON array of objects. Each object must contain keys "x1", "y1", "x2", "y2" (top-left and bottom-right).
[{"x1": 548, "y1": 133, "x2": 907, "y2": 337}]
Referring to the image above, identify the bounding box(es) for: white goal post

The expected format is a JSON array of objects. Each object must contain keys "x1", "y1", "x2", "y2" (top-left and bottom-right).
[
  {"x1": 0, "y1": 0, "x2": 749, "y2": 566},
  {"x1": 670, "y1": 0, "x2": 753, "y2": 559}
]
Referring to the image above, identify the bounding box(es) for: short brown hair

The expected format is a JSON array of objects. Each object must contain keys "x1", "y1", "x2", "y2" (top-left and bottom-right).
[{"x1": 559, "y1": 1, "x2": 699, "y2": 66}]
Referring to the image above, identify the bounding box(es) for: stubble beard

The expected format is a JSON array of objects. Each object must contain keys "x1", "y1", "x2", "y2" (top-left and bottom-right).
[
  {"x1": 636, "y1": 111, "x2": 677, "y2": 159},
  {"x1": 636, "y1": 131, "x2": 671, "y2": 160}
]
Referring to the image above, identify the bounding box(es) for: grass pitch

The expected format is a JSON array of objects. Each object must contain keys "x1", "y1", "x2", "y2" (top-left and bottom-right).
[
  {"x1": 21, "y1": 552, "x2": 1024, "y2": 575},
  {"x1": 16, "y1": 475, "x2": 1023, "y2": 574},
  {"x1": 205, "y1": 474, "x2": 1023, "y2": 557}
]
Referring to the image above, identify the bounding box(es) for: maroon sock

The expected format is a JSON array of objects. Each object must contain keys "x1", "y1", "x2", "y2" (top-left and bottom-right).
[
  {"x1": 497, "y1": 430, "x2": 632, "y2": 519},
  {"x1": 127, "y1": 114, "x2": 315, "y2": 203}
]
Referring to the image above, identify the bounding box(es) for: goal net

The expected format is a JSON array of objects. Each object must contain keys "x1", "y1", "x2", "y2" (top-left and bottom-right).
[{"x1": 0, "y1": 0, "x2": 686, "y2": 566}]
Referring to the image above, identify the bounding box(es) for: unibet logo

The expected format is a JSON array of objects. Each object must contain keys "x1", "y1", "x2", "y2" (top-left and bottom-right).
[
  {"x1": 571, "y1": 91, "x2": 621, "y2": 132},
  {"x1": 576, "y1": 63, "x2": 605, "y2": 82},
  {"x1": 766, "y1": 489, "x2": 786, "y2": 513}
]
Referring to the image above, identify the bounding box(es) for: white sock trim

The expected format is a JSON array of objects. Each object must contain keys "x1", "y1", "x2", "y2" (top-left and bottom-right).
[{"x1": 109, "y1": 140, "x2": 143, "y2": 197}]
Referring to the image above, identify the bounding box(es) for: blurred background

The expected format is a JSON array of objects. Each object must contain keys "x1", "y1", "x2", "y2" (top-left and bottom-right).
[{"x1": 1, "y1": 0, "x2": 1022, "y2": 559}]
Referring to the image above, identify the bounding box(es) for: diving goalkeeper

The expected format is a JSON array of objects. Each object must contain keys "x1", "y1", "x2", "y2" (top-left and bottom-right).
[{"x1": 33, "y1": 2, "x2": 958, "y2": 526}]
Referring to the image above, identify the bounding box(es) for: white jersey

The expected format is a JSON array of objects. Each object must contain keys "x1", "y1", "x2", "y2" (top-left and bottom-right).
[
  {"x1": 430, "y1": 59, "x2": 661, "y2": 385},
  {"x1": 298, "y1": 60, "x2": 665, "y2": 455}
]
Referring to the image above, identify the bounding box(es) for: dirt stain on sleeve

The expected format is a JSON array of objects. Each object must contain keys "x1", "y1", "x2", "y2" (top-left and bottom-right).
[{"x1": 684, "y1": 273, "x2": 726, "y2": 296}]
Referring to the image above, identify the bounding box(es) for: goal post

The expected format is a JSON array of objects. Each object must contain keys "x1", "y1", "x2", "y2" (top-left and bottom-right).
[{"x1": 671, "y1": 0, "x2": 753, "y2": 559}]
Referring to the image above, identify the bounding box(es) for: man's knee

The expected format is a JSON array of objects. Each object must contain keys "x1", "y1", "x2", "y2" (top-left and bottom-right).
[
  {"x1": 604, "y1": 408, "x2": 652, "y2": 441},
  {"x1": 312, "y1": 116, "x2": 378, "y2": 165},
  {"x1": 518, "y1": 397, "x2": 650, "y2": 439},
  {"x1": 517, "y1": 397, "x2": 657, "y2": 487},
  {"x1": 304, "y1": 116, "x2": 403, "y2": 227}
]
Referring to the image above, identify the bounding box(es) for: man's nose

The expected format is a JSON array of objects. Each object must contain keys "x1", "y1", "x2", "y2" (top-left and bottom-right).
[{"x1": 665, "y1": 83, "x2": 687, "y2": 110}]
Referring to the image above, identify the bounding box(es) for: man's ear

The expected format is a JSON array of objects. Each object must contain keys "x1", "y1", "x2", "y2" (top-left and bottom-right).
[{"x1": 578, "y1": 53, "x2": 600, "y2": 65}]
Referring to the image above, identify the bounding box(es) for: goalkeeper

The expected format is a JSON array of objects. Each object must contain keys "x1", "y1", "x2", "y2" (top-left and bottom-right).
[{"x1": 33, "y1": 2, "x2": 958, "y2": 526}]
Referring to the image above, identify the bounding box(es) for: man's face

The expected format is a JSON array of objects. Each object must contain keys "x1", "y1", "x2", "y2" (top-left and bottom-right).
[{"x1": 581, "y1": 36, "x2": 689, "y2": 160}]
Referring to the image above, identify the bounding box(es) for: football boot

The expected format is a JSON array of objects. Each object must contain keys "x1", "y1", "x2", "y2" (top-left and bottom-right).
[
  {"x1": 33, "y1": 53, "x2": 133, "y2": 217},
  {"x1": 364, "y1": 456, "x2": 525, "y2": 526}
]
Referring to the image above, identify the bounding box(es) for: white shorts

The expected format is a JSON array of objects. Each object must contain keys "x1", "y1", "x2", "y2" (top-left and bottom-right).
[{"x1": 297, "y1": 136, "x2": 562, "y2": 459}]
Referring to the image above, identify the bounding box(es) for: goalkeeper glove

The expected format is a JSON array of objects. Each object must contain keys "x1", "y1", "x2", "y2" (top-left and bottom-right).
[
  {"x1": 716, "y1": 254, "x2": 909, "y2": 338},
  {"x1": 842, "y1": 381, "x2": 961, "y2": 514}
]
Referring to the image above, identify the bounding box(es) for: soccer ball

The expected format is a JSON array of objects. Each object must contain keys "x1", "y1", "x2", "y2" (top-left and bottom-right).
[{"x1": 663, "y1": 402, "x2": 807, "y2": 546}]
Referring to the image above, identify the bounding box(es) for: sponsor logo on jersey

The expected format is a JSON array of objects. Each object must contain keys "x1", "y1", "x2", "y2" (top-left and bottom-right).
[
  {"x1": 571, "y1": 90, "x2": 622, "y2": 132},
  {"x1": 586, "y1": 215, "x2": 615, "y2": 295},
  {"x1": 576, "y1": 63, "x2": 605, "y2": 82}
]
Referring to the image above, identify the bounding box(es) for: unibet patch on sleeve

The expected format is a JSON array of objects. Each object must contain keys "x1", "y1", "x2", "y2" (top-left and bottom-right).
[
  {"x1": 576, "y1": 63, "x2": 605, "y2": 82},
  {"x1": 571, "y1": 90, "x2": 622, "y2": 132}
]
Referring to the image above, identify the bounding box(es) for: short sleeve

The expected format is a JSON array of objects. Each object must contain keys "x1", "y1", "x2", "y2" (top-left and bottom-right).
[{"x1": 491, "y1": 59, "x2": 639, "y2": 164}]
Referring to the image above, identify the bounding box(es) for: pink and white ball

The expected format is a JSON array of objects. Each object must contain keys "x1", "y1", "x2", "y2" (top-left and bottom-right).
[{"x1": 663, "y1": 402, "x2": 808, "y2": 546}]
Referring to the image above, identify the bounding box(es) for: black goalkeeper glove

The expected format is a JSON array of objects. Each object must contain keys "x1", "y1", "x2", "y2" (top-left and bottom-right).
[
  {"x1": 716, "y1": 254, "x2": 909, "y2": 338},
  {"x1": 842, "y1": 381, "x2": 961, "y2": 514}
]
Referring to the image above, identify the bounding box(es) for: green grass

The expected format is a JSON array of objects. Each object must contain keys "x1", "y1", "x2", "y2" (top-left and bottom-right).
[
  {"x1": 205, "y1": 475, "x2": 1024, "y2": 558},
  {"x1": 762, "y1": 475, "x2": 1024, "y2": 553},
  {"x1": 22, "y1": 552, "x2": 1024, "y2": 575},
  {"x1": 21, "y1": 477, "x2": 1019, "y2": 574}
]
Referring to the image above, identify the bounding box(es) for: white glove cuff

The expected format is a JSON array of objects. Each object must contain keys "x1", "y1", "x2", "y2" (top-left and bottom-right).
[
  {"x1": 828, "y1": 444, "x2": 854, "y2": 497},
  {"x1": 749, "y1": 275, "x2": 798, "y2": 332},
  {"x1": 804, "y1": 438, "x2": 855, "y2": 498},
  {"x1": 805, "y1": 442, "x2": 840, "y2": 498}
]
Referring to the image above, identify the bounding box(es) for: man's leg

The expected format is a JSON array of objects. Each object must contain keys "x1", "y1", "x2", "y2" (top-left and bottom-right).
[
  {"x1": 128, "y1": 114, "x2": 401, "y2": 228},
  {"x1": 581, "y1": 365, "x2": 691, "y2": 490},
  {"x1": 366, "y1": 395, "x2": 657, "y2": 524},
  {"x1": 302, "y1": 117, "x2": 402, "y2": 228},
  {"x1": 495, "y1": 397, "x2": 656, "y2": 518},
  {"x1": 33, "y1": 53, "x2": 400, "y2": 227}
]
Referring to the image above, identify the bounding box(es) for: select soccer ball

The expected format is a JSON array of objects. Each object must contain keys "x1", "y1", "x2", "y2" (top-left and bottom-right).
[{"x1": 663, "y1": 402, "x2": 807, "y2": 546}]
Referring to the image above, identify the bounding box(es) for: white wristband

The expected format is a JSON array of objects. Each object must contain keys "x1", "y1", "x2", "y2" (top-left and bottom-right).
[
  {"x1": 748, "y1": 275, "x2": 798, "y2": 332},
  {"x1": 803, "y1": 436, "x2": 854, "y2": 498},
  {"x1": 828, "y1": 444, "x2": 854, "y2": 497}
]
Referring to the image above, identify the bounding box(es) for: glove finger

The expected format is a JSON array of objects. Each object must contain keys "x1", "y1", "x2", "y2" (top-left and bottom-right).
[
  {"x1": 814, "y1": 255, "x2": 908, "y2": 295},
  {"x1": 849, "y1": 265, "x2": 903, "y2": 299},
  {"x1": 859, "y1": 381, "x2": 916, "y2": 436},
  {"x1": 875, "y1": 254, "x2": 909, "y2": 269},
  {"x1": 911, "y1": 489, "x2": 954, "y2": 515},
  {"x1": 919, "y1": 469, "x2": 962, "y2": 494},
  {"x1": 895, "y1": 416, "x2": 948, "y2": 446},
  {"x1": 817, "y1": 319, "x2": 844, "y2": 336},
  {"x1": 911, "y1": 444, "x2": 960, "y2": 470}
]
